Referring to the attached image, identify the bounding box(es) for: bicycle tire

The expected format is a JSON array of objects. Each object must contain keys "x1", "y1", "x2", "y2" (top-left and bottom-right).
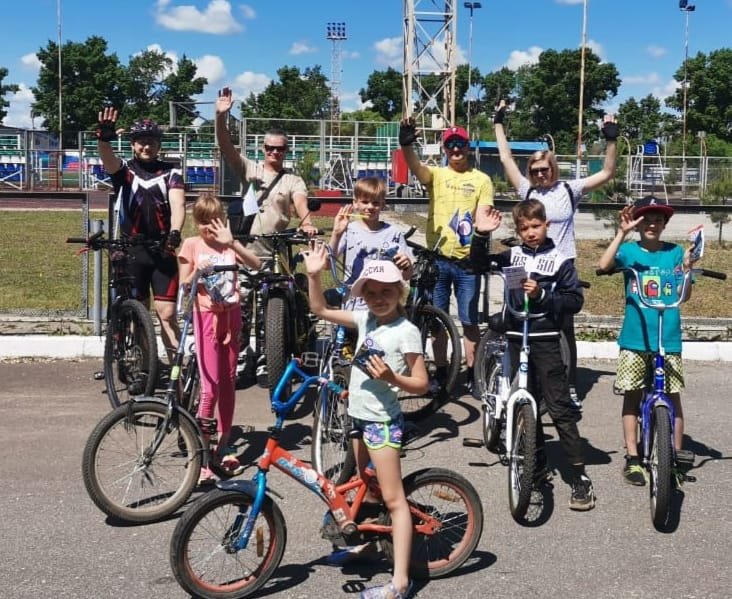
[
  {"x1": 400, "y1": 304, "x2": 461, "y2": 420},
  {"x1": 311, "y1": 364, "x2": 353, "y2": 484},
  {"x1": 104, "y1": 299, "x2": 158, "y2": 409},
  {"x1": 649, "y1": 405, "x2": 673, "y2": 529},
  {"x1": 170, "y1": 488, "x2": 287, "y2": 599},
  {"x1": 508, "y1": 402, "x2": 537, "y2": 523},
  {"x1": 81, "y1": 400, "x2": 201, "y2": 523},
  {"x1": 475, "y1": 330, "x2": 505, "y2": 453},
  {"x1": 264, "y1": 294, "x2": 291, "y2": 397},
  {"x1": 381, "y1": 468, "x2": 483, "y2": 579}
]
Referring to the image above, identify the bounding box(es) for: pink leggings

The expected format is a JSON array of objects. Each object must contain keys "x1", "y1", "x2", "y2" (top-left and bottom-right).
[{"x1": 193, "y1": 305, "x2": 241, "y2": 436}]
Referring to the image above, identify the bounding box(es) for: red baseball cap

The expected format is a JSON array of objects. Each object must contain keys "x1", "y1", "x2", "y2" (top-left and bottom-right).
[{"x1": 442, "y1": 126, "x2": 469, "y2": 143}]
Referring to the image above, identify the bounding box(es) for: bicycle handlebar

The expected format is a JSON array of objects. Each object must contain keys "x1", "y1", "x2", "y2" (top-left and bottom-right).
[
  {"x1": 66, "y1": 233, "x2": 164, "y2": 252},
  {"x1": 234, "y1": 228, "x2": 324, "y2": 245},
  {"x1": 269, "y1": 358, "x2": 348, "y2": 417}
]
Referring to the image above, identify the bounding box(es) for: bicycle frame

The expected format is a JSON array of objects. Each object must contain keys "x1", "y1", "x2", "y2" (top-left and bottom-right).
[{"x1": 219, "y1": 359, "x2": 441, "y2": 552}]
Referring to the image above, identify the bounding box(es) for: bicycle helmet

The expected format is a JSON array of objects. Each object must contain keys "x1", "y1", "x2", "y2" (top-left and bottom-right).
[{"x1": 129, "y1": 119, "x2": 163, "y2": 141}]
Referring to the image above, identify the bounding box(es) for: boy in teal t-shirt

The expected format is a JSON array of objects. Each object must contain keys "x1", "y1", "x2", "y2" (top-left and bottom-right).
[{"x1": 598, "y1": 196, "x2": 695, "y2": 486}]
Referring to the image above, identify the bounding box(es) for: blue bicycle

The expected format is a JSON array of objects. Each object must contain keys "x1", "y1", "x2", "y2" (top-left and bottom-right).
[{"x1": 598, "y1": 265, "x2": 726, "y2": 528}]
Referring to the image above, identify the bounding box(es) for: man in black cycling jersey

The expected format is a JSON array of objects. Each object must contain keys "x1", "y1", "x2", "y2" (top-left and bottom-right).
[{"x1": 96, "y1": 107, "x2": 186, "y2": 360}]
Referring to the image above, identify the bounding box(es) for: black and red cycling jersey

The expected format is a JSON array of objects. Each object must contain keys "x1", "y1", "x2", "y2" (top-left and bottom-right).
[{"x1": 111, "y1": 158, "x2": 185, "y2": 240}]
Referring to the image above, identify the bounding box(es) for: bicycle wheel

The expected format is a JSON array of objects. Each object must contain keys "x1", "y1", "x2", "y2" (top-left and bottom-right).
[
  {"x1": 381, "y1": 468, "x2": 483, "y2": 579},
  {"x1": 311, "y1": 365, "x2": 353, "y2": 484},
  {"x1": 81, "y1": 400, "x2": 201, "y2": 523},
  {"x1": 170, "y1": 488, "x2": 287, "y2": 599},
  {"x1": 264, "y1": 294, "x2": 291, "y2": 396},
  {"x1": 649, "y1": 405, "x2": 673, "y2": 529},
  {"x1": 508, "y1": 402, "x2": 537, "y2": 522},
  {"x1": 104, "y1": 299, "x2": 158, "y2": 409},
  {"x1": 475, "y1": 330, "x2": 505, "y2": 453},
  {"x1": 400, "y1": 304, "x2": 462, "y2": 420}
]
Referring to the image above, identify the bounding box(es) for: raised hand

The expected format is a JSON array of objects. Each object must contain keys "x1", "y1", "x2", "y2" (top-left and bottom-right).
[
  {"x1": 208, "y1": 217, "x2": 233, "y2": 247},
  {"x1": 302, "y1": 240, "x2": 328, "y2": 275},
  {"x1": 475, "y1": 206, "x2": 503, "y2": 234},
  {"x1": 601, "y1": 114, "x2": 619, "y2": 141},
  {"x1": 332, "y1": 204, "x2": 352, "y2": 236},
  {"x1": 216, "y1": 87, "x2": 234, "y2": 115},
  {"x1": 493, "y1": 99, "x2": 507, "y2": 125},
  {"x1": 618, "y1": 205, "x2": 643, "y2": 234},
  {"x1": 399, "y1": 117, "x2": 418, "y2": 146},
  {"x1": 96, "y1": 106, "x2": 118, "y2": 142}
]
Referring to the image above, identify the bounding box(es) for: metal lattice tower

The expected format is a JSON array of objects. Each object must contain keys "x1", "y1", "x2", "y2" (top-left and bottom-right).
[
  {"x1": 326, "y1": 22, "x2": 346, "y2": 137},
  {"x1": 403, "y1": 0, "x2": 457, "y2": 134}
]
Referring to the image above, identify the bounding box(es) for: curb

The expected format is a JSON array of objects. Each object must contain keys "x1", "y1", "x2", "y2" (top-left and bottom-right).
[{"x1": 1, "y1": 336, "x2": 731, "y2": 362}]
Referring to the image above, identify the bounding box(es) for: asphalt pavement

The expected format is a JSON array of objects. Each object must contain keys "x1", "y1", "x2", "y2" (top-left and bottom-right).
[{"x1": 1, "y1": 358, "x2": 731, "y2": 598}]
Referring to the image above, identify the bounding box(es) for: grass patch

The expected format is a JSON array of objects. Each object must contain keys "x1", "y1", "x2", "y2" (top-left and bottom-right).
[{"x1": 1, "y1": 210, "x2": 729, "y2": 317}]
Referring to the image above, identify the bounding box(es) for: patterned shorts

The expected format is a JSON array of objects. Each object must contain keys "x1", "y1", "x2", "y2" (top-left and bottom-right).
[
  {"x1": 351, "y1": 415, "x2": 405, "y2": 450},
  {"x1": 615, "y1": 349, "x2": 684, "y2": 393}
]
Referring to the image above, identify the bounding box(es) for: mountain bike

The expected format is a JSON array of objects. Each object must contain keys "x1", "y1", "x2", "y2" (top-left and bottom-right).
[
  {"x1": 67, "y1": 231, "x2": 159, "y2": 408},
  {"x1": 81, "y1": 264, "x2": 243, "y2": 524},
  {"x1": 468, "y1": 268, "x2": 549, "y2": 522},
  {"x1": 400, "y1": 227, "x2": 462, "y2": 418},
  {"x1": 597, "y1": 265, "x2": 726, "y2": 529},
  {"x1": 169, "y1": 358, "x2": 484, "y2": 599},
  {"x1": 235, "y1": 228, "x2": 321, "y2": 397}
]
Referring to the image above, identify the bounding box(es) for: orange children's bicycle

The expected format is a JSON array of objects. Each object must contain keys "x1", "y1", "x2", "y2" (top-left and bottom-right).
[{"x1": 169, "y1": 359, "x2": 484, "y2": 599}]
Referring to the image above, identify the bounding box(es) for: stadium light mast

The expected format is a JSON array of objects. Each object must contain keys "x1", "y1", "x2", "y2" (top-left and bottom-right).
[
  {"x1": 326, "y1": 22, "x2": 346, "y2": 137},
  {"x1": 576, "y1": 0, "x2": 588, "y2": 177},
  {"x1": 57, "y1": 0, "x2": 63, "y2": 150},
  {"x1": 680, "y1": 0, "x2": 695, "y2": 201}
]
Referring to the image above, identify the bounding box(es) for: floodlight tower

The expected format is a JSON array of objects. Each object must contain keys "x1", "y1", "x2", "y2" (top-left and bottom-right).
[
  {"x1": 679, "y1": 0, "x2": 695, "y2": 201},
  {"x1": 403, "y1": 0, "x2": 457, "y2": 137},
  {"x1": 326, "y1": 22, "x2": 347, "y2": 137}
]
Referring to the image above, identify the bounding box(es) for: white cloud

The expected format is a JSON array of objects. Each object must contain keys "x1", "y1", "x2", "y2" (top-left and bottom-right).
[
  {"x1": 646, "y1": 45, "x2": 666, "y2": 59},
  {"x1": 4, "y1": 83, "x2": 36, "y2": 129},
  {"x1": 240, "y1": 4, "x2": 256, "y2": 19},
  {"x1": 623, "y1": 72, "x2": 662, "y2": 86},
  {"x1": 155, "y1": 0, "x2": 243, "y2": 34},
  {"x1": 374, "y1": 37, "x2": 402, "y2": 68},
  {"x1": 555, "y1": 0, "x2": 585, "y2": 5},
  {"x1": 195, "y1": 55, "x2": 226, "y2": 84},
  {"x1": 289, "y1": 42, "x2": 317, "y2": 56},
  {"x1": 344, "y1": 50, "x2": 361, "y2": 60},
  {"x1": 505, "y1": 46, "x2": 543, "y2": 70},
  {"x1": 339, "y1": 90, "x2": 370, "y2": 112},
  {"x1": 233, "y1": 71, "x2": 271, "y2": 98},
  {"x1": 586, "y1": 39, "x2": 605, "y2": 61},
  {"x1": 20, "y1": 53, "x2": 41, "y2": 71}
]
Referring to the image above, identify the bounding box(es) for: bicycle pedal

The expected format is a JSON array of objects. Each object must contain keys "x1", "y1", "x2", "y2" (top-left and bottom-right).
[
  {"x1": 93, "y1": 370, "x2": 105, "y2": 381},
  {"x1": 462, "y1": 437, "x2": 484, "y2": 448}
]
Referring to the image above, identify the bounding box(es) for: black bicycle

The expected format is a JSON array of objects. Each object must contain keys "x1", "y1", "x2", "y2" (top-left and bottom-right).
[
  {"x1": 68, "y1": 231, "x2": 159, "y2": 408},
  {"x1": 401, "y1": 227, "x2": 463, "y2": 419},
  {"x1": 81, "y1": 264, "x2": 242, "y2": 524}
]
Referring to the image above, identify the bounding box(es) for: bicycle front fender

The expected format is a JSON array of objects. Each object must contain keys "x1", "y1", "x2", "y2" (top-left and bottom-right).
[
  {"x1": 216, "y1": 479, "x2": 260, "y2": 498},
  {"x1": 505, "y1": 391, "x2": 537, "y2": 452}
]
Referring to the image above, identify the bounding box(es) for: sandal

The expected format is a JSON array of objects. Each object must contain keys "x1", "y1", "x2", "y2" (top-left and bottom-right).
[
  {"x1": 217, "y1": 447, "x2": 245, "y2": 475},
  {"x1": 360, "y1": 580, "x2": 413, "y2": 599},
  {"x1": 198, "y1": 466, "x2": 216, "y2": 486}
]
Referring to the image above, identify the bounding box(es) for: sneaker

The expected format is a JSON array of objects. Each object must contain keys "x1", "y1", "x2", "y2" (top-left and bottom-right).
[
  {"x1": 569, "y1": 475, "x2": 596, "y2": 511},
  {"x1": 326, "y1": 542, "x2": 380, "y2": 566},
  {"x1": 198, "y1": 466, "x2": 216, "y2": 486},
  {"x1": 255, "y1": 355, "x2": 268, "y2": 388},
  {"x1": 216, "y1": 447, "x2": 246, "y2": 476},
  {"x1": 623, "y1": 456, "x2": 646, "y2": 486}
]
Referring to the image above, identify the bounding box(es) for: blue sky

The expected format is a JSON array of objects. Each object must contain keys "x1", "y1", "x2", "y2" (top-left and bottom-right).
[{"x1": 2, "y1": 0, "x2": 731, "y2": 129}]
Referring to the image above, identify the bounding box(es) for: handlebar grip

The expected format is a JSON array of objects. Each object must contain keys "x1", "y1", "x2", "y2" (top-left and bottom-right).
[
  {"x1": 66, "y1": 237, "x2": 89, "y2": 244},
  {"x1": 213, "y1": 264, "x2": 240, "y2": 273},
  {"x1": 403, "y1": 226, "x2": 417, "y2": 240},
  {"x1": 579, "y1": 279, "x2": 591, "y2": 289},
  {"x1": 700, "y1": 269, "x2": 727, "y2": 281},
  {"x1": 595, "y1": 268, "x2": 617, "y2": 276}
]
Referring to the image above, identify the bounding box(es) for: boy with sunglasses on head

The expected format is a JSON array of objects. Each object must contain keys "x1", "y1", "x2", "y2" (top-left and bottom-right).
[
  {"x1": 399, "y1": 118, "x2": 495, "y2": 394},
  {"x1": 493, "y1": 99, "x2": 619, "y2": 411}
]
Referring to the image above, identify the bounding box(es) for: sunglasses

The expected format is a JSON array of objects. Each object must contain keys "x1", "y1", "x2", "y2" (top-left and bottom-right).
[
  {"x1": 530, "y1": 166, "x2": 551, "y2": 175},
  {"x1": 264, "y1": 144, "x2": 287, "y2": 153},
  {"x1": 444, "y1": 139, "x2": 468, "y2": 150},
  {"x1": 134, "y1": 137, "x2": 159, "y2": 146}
]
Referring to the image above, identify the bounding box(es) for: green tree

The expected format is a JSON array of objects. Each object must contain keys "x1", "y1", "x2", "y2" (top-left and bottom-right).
[
  {"x1": 666, "y1": 48, "x2": 732, "y2": 143},
  {"x1": 340, "y1": 109, "x2": 386, "y2": 136},
  {"x1": 121, "y1": 49, "x2": 174, "y2": 123},
  {"x1": 486, "y1": 49, "x2": 620, "y2": 153},
  {"x1": 32, "y1": 36, "x2": 126, "y2": 147},
  {"x1": 240, "y1": 65, "x2": 330, "y2": 134},
  {"x1": 0, "y1": 67, "x2": 19, "y2": 125},
  {"x1": 359, "y1": 67, "x2": 402, "y2": 120},
  {"x1": 617, "y1": 94, "x2": 664, "y2": 145},
  {"x1": 157, "y1": 55, "x2": 207, "y2": 128}
]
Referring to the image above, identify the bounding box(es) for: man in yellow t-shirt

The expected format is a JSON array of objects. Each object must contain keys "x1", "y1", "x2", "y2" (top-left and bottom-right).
[{"x1": 400, "y1": 119, "x2": 494, "y2": 393}]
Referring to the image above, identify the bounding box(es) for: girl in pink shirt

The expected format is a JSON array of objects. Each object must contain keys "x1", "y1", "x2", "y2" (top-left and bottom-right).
[{"x1": 178, "y1": 193, "x2": 261, "y2": 484}]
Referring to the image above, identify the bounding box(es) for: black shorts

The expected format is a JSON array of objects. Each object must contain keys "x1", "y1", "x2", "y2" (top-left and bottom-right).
[{"x1": 127, "y1": 246, "x2": 179, "y2": 303}]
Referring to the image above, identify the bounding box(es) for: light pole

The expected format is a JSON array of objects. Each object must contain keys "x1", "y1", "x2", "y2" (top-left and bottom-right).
[
  {"x1": 463, "y1": 2, "x2": 481, "y2": 135},
  {"x1": 576, "y1": 0, "x2": 588, "y2": 178},
  {"x1": 679, "y1": 0, "x2": 695, "y2": 201},
  {"x1": 619, "y1": 134, "x2": 633, "y2": 197}
]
